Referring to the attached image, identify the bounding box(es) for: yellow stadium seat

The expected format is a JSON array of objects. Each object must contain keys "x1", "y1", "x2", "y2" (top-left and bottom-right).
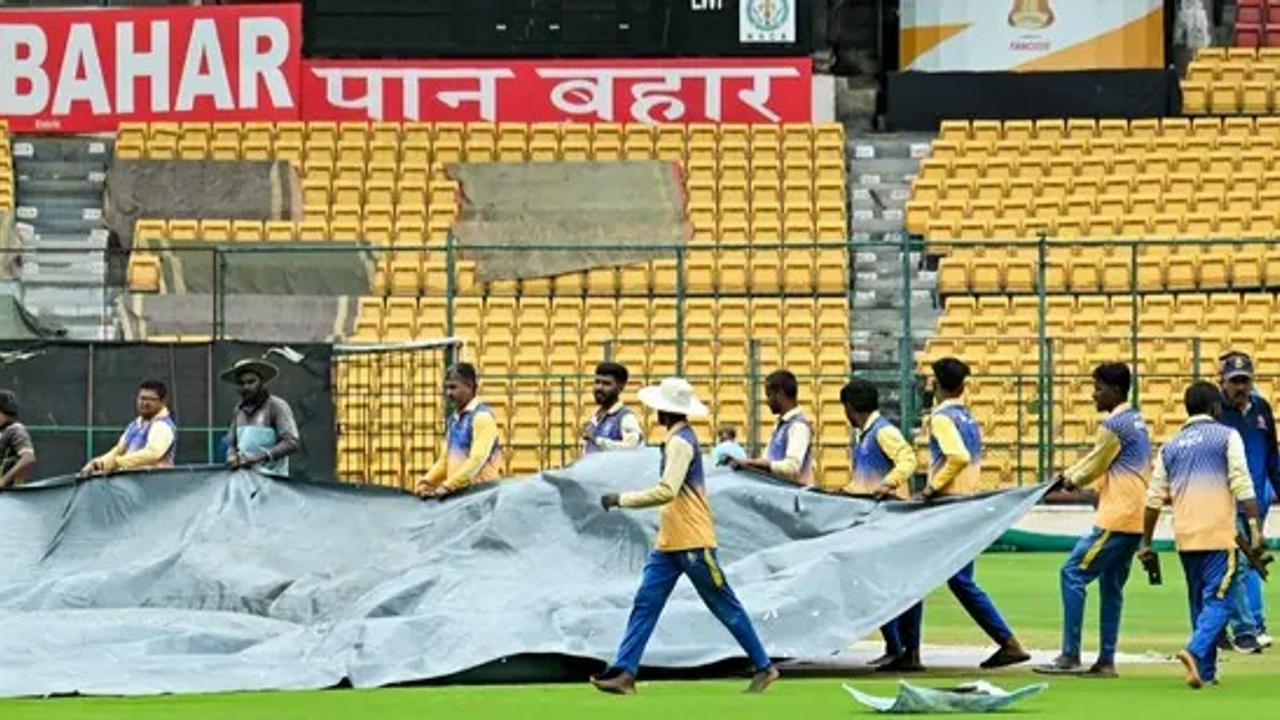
[
  {"x1": 938, "y1": 120, "x2": 970, "y2": 141},
  {"x1": 1181, "y1": 81, "x2": 1209, "y2": 114},
  {"x1": 1002, "y1": 119, "x2": 1033, "y2": 142}
]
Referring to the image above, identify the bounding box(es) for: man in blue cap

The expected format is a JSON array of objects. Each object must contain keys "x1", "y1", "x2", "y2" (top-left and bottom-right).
[{"x1": 1217, "y1": 351, "x2": 1280, "y2": 651}]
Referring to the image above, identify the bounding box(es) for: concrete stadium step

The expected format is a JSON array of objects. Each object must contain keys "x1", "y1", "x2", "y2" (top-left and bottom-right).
[
  {"x1": 846, "y1": 133, "x2": 933, "y2": 161},
  {"x1": 26, "y1": 231, "x2": 109, "y2": 252},
  {"x1": 14, "y1": 176, "x2": 106, "y2": 200},
  {"x1": 850, "y1": 181, "x2": 912, "y2": 208},
  {"x1": 9, "y1": 135, "x2": 113, "y2": 164},
  {"x1": 13, "y1": 134, "x2": 115, "y2": 340}
]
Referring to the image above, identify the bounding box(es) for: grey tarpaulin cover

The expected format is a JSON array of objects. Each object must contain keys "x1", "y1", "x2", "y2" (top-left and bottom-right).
[{"x1": 0, "y1": 451, "x2": 1049, "y2": 697}]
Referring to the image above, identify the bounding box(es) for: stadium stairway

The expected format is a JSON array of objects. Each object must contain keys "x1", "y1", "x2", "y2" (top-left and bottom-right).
[
  {"x1": 848, "y1": 131, "x2": 939, "y2": 417},
  {"x1": 12, "y1": 136, "x2": 115, "y2": 340}
]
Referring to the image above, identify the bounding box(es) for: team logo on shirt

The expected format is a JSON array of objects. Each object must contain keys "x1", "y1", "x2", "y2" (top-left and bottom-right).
[{"x1": 1258, "y1": 415, "x2": 1269, "y2": 430}]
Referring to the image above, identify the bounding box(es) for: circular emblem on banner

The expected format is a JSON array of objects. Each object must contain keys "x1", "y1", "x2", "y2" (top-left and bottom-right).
[
  {"x1": 747, "y1": 0, "x2": 790, "y2": 33},
  {"x1": 1008, "y1": 0, "x2": 1055, "y2": 30}
]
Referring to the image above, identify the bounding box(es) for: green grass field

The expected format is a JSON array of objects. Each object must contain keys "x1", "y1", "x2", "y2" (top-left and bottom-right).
[{"x1": 2, "y1": 553, "x2": 1276, "y2": 719}]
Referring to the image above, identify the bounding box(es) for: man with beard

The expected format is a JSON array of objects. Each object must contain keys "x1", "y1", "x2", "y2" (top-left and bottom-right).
[
  {"x1": 223, "y1": 358, "x2": 300, "y2": 476},
  {"x1": 727, "y1": 369, "x2": 814, "y2": 486},
  {"x1": 581, "y1": 362, "x2": 643, "y2": 457}
]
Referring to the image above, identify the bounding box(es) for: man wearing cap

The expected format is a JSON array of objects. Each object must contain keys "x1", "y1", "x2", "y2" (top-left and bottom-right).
[
  {"x1": 80, "y1": 380, "x2": 177, "y2": 476},
  {"x1": 580, "y1": 362, "x2": 643, "y2": 457},
  {"x1": 727, "y1": 369, "x2": 814, "y2": 486},
  {"x1": 592, "y1": 377, "x2": 779, "y2": 695},
  {"x1": 223, "y1": 358, "x2": 300, "y2": 476},
  {"x1": 0, "y1": 390, "x2": 36, "y2": 489},
  {"x1": 415, "y1": 363, "x2": 502, "y2": 499},
  {"x1": 1217, "y1": 351, "x2": 1280, "y2": 651}
]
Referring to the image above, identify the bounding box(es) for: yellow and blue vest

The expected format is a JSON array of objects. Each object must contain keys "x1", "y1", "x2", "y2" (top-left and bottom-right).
[
  {"x1": 929, "y1": 402, "x2": 982, "y2": 495},
  {"x1": 656, "y1": 425, "x2": 715, "y2": 551},
  {"x1": 1160, "y1": 418, "x2": 1238, "y2": 551},
  {"x1": 1096, "y1": 406, "x2": 1152, "y2": 533},
  {"x1": 446, "y1": 401, "x2": 502, "y2": 484},
  {"x1": 584, "y1": 406, "x2": 636, "y2": 455},
  {"x1": 766, "y1": 410, "x2": 813, "y2": 486},
  {"x1": 852, "y1": 414, "x2": 894, "y2": 491},
  {"x1": 122, "y1": 414, "x2": 177, "y2": 467}
]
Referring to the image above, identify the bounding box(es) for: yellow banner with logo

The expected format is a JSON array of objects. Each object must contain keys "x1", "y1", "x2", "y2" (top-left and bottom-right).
[{"x1": 901, "y1": 0, "x2": 1164, "y2": 72}]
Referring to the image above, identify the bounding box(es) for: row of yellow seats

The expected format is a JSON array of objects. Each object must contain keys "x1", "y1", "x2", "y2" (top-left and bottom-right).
[
  {"x1": 921, "y1": 210, "x2": 1280, "y2": 242},
  {"x1": 1191, "y1": 46, "x2": 1280, "y2": 63},
  {"x1": 917, "y1": 152, "x2": 1280, "y2": 182},
  {"x1": 117, "y1": 121, "x2": 844, "y2": 171},
  {"x1": 118, "y1": 120, "x2": 842, "y2": 156},
  {"x1": 686, "y1": 173, "x2": 845, "y2": 206},
  {"x1": 369, "y1": 247, "x2": 849, "y2": 299},
  {"x1": 301, "y1": 176, "x2": 457, "y2": 212},
  {"x1": 936, "y1": 252, "x2": 1273, "y2": 295},
  {"x1": 1180, "y1": 79, "x2": 1280, "y2": 114},
  {"x1": 936, "y1": 116, "x2": 1271, "y2": 143},
  {"x1": 912, "y1": 175, "x2": 1280, "y2": 206},
  {"x1": 1188, "y1": 60, "x2": 1280, "y2": 83},
  {"x1": 929, "y1": 293, "x2": 1280, "y2": 343},
  {"x1": 352, "y1": 295, "x2": 849, "y2": 340},
  {"x1": 928, "y1": 133, "x2": 1280, "y2": 161},
  {"x1": 918, "y1": 334, "x2": 1280, "y2": 381},
  {"x1": 911, "y1": 197, "x2": 1280, "y2": 233}
]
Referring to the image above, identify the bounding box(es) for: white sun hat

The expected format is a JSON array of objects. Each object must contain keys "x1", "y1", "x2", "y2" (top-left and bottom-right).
[{"x1": 637, "y1": 377, "x2": 709, "y2": 418}]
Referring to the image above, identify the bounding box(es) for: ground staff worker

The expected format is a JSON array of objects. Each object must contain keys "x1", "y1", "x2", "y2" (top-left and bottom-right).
[
  {"x1": 1141, "y1": 381, "x2": 1264, "y2": 689},
  {"x1": 1038, "y1": 363, "x2": 1151, "y2": 678}
]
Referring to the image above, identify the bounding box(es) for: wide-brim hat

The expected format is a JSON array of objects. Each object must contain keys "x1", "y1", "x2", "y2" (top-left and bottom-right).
[
  {"x1": 220, "y1": 358, "x2": 279, "y2": 384},
  {"x1": 637, "y1": 377, "x2": 709, "y2": 418}
]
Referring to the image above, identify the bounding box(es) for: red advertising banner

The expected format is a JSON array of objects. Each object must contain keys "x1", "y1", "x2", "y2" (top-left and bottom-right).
[
  {"x1": 299, "y1": 58, "x2": 812, "y2": 125},
  {"x1": 0, "y1": 3, "x2": 301, "y2": 132}
]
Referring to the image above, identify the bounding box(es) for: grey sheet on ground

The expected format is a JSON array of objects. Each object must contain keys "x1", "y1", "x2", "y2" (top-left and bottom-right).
[
  {"x1": 0, "y1": 452, "x2": 1049, "y2": 697},
  {"x1": 843, "y1": 681, "x2": 1049, "y2": 713},
  {"x1": 104, "y1": 160, "x2": 302, "y2": 249},
  {"x1": 117, "y1": 293, "x2": 353, "y2": 342},
  {"x1": 450, "y1": 161, "x2": 686, "y2": 282},
  {"x1": 139, "y1": 242, "x2": 376, "y2": 295}
]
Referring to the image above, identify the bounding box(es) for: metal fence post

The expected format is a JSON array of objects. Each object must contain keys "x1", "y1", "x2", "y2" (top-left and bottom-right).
[
  {"x1": 748, "y1": 339, "x2": 761, "y2": 456},
  {"x1": 1036, "y1": 234, "x2": 1049, "y2": 483},
  {"x1": 559, "y1": 376, "x2": 567, "y2": 467},
  {"x1": 900, "y1": 233, "x2": 915, "y2": 439},
  {"x1": 1192, "y1": 338, "x2": 1202, "y2": 382},
  {"x1": 675, "y1": 246, "x2": 686, "y2": 375},
  {"x1": 1016, "y1": 374, "x2": 1024, "y2": 487},
  {"x1": 1130, "y1": 240, "x2": 1141, "y2": 409},
  {"x1": 85, "y1": 344, "x2": 94, "y2": 462},
  {"x1": 445, "y1": 229, "x2": 455, "y2": 340}
]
